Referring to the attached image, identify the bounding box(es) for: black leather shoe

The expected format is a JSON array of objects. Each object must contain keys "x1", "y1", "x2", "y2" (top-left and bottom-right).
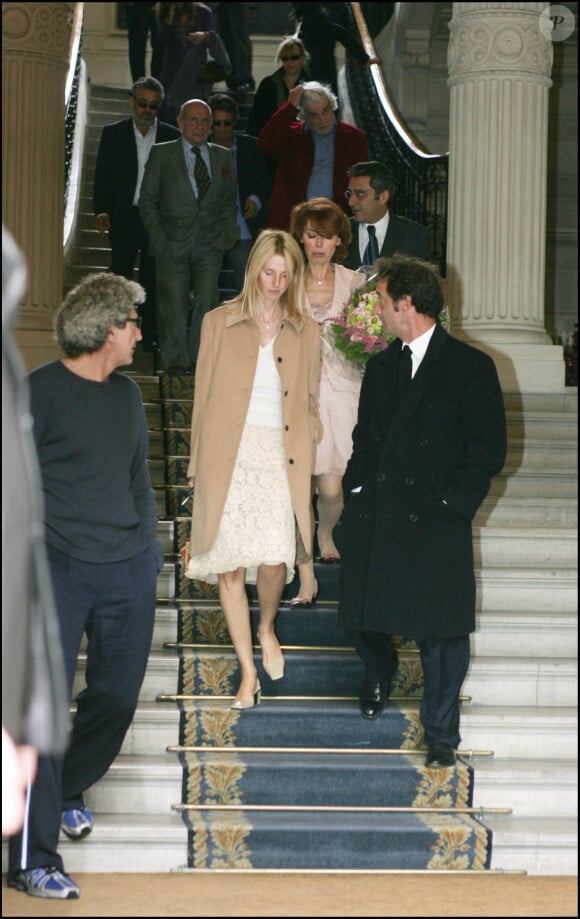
[
  {"x1": 359, "y1": 679, "x2": 390, "y2": 719},
  {"x1": 425, "y1": 742, "x2": 456, "y2": 767}
]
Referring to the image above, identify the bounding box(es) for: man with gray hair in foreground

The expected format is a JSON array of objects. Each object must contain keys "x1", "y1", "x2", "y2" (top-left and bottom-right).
[{"x1": 8, "y1": 272, "x2": 164, "y2": 900}]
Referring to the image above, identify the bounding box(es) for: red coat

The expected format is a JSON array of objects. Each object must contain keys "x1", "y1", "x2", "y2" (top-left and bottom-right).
[{"x1": 257, "y1": 101, "x2": 369, "y2": 230}]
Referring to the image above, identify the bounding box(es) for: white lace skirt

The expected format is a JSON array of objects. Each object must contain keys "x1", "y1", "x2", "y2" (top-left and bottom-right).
[{"x1": 186, "y1": 423, "x2": 296, "y2": 585}]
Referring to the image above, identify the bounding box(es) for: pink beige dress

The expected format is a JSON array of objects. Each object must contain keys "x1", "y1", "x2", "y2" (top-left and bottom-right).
[{"x1": 306, "y1": 263, "x2": 366, "y2": 476}]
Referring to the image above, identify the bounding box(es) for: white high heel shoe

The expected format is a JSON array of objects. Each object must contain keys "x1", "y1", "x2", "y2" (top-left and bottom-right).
[{"x1": 230, "y1": 680, "x2": 262, "y2": 710}]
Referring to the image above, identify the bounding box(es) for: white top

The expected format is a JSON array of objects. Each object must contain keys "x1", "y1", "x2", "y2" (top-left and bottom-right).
[
  {"x1": 245, "y1": 336, "x2": 283, "y2": 428},
  {"x1": 358, "y1": 210, "x2": 390, "y2": 261},
  {"x1": 133, "y1": 121, "x2": 157, "y2": 205}
]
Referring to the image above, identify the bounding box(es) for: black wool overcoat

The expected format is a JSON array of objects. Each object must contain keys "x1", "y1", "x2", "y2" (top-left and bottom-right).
[{"x1": 338, "y1": 324, "x2": 507, "y2": 640}]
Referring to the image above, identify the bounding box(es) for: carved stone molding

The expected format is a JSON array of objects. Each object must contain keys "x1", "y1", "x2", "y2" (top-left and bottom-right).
[
  {"x1": 2, "y1": 3, "x2": 72, "y2": 58},
  {"x1": 448, "y1": 6, "x2": 553, "y2": 85}
]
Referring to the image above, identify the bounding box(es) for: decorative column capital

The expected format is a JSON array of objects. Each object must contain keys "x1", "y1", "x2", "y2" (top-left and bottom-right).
[
  {"x1": 448, "y1": 3, "x2": 553, "y2": 87},
  {"x1": 2, "y1": 2, "x2": 73, "y2": 61}
]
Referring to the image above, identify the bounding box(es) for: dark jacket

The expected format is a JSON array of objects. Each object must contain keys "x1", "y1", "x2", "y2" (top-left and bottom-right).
[
  {"x1": 338, "y1": 324, "x2": 507, "y2": 640},
  {"x1": 231, "y1": 132, "x2": 272, "y2": 239},
  {"x1": 93, "y1": 117, "x2": 180, "y2": 230},
  {"x1": 343, "y1": 213, "x2": 432, "y2": 269}
]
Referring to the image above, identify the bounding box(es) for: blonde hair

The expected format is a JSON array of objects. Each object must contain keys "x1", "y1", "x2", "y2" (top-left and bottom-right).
[
  {"x1": 227, "y1": 230, "x2": 306, "y2": 329},
  {"x1": 275, "y1": 36, "x2": 309, "y2": 68}
]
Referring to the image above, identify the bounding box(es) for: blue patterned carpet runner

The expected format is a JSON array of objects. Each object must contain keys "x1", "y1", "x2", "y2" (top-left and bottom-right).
[{"x1": 159, "y1": 373, "x2": 493, "y2": 871}]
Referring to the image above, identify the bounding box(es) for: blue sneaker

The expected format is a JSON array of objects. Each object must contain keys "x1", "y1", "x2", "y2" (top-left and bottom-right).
[
  {"x1": 8, "y1": 867, "x2": 80, "y2": 899},
  {"x1": 61, "y1": 806, "x2": 93, "y2": 839}
]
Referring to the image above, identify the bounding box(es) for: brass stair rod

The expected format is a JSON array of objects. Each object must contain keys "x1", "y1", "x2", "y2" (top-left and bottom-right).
[
  {"x1": 158, "y1": 694, "x2": 472, "y2": 703},
  {"x1": 173, "y1": 803, "x2": 512, "y2": 815},
  {"x1": 167, "y1": 744, "x2": 495, "y2": 757}
]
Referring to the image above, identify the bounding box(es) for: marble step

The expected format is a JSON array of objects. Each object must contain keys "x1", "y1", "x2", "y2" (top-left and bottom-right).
[
  {"x1": 471, "y1": 527, "x2": 577, "y2": 567},
  {"x1": 471, "y1": 757, "x2": 577, "y2": 818},
  {"x1": 475, "y1": 497, "x2": 578, "y2": 527},
  {"x1": 148, "y1": 600, "x2": 577, "y2": 660},
  {"x1": 502, "y1": 392, "x2": 577, "y2": 414},
  {"x1": 84, "y1": 754, "x2": 183, "y2": 816},
  {"x1": 488, "y1": 470, "x2": 577, "y2": 499},
  {"x1": 471, "y1": 610, "x2": 578, "y2": 659},
  {"x1": 91, "y1": 646, "x2": 577, "y2": 708},
  {"x1": 3, "y1": 812, "x2": 574, "y2": 876},
  {"x1": 87, "y1": 753, "x2": 575, "y2": 820},
  {"x1": 20, "y1": 813, "x2": 186, "y2": 874},
  {"x1": 157, "y1": 560, "x2": 578, "y2": 612},
  {"x1": 501, "y1": 440, "x2": 577, "y2": 471},
  {"x1": 458, "y1": 704, "x2": 578, "y2": 759},
  {"x1": 484, "y1": 815, "x2": 578, "y2": 875}
]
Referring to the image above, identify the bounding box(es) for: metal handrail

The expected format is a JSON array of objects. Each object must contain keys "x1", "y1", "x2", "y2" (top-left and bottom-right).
[{"x1": 345, "y1": 3, "x2": 448, "y2": 274}]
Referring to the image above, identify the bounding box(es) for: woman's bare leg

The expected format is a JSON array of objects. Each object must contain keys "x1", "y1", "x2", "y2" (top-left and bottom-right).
[
  {"x1": 316, "y1": 472, "x2": 343, "y2": 557},
  {"x1": 256, "y1": 562, "x2": 287, "y2": 671},
  {"x1": 218, "y1": 567, "x2": 258, "y2": 702}
]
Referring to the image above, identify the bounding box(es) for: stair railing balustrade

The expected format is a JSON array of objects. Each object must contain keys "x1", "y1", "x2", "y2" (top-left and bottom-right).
[
  {"x1": 345, "y1": 2, "x2": 448, "y2": 276},
  {"x1": 64, "y1": 3, "x2": 84, "y2": 243}
]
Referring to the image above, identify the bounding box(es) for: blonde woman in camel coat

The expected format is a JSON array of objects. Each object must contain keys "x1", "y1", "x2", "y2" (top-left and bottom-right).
[{"x1": 186, "y1": 229, "x2": 321, "y2": 709}]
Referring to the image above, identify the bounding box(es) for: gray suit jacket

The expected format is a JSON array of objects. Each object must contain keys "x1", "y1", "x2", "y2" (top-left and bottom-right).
[{"x1": 139, "y1": 138, "x2": 238, "y2": 259}]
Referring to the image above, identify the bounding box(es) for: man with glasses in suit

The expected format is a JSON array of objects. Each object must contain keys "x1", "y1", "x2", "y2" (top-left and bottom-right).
[
  {"x1": 93, "y1": 77, "x2": 180, "y2": 352},
  {"x1": 343, "y1": 161, "x2": 432, "y2": 270}
]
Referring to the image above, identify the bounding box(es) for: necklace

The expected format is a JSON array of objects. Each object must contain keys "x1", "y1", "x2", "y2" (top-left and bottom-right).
[{"x1": 257, "y1": 309, "x2": 280, "y2": 329}]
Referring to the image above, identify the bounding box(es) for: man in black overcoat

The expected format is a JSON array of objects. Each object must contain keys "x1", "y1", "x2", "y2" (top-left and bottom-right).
[{"x1": 338, "y1": 255, "x2": 507, "y2": 767}]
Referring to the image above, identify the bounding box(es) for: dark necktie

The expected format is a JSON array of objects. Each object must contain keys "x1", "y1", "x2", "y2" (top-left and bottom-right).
[
  {"x1": 363, "y1": 224, "x2": 379, "y2": 266},
  {"x1": 398, "y1": 345, "x2": 412, "y2": 402},
  {"x1": 191, "y1": 146, "x2": 211, "y2": 201}
]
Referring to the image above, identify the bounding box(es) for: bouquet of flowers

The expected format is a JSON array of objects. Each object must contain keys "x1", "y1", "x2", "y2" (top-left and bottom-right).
[
  {"x1": 329, "y1": 276, "x2": 393, "y2": 370},
  {"x1": 329, "y1": 271, "x2": 451, "y2": 372}
]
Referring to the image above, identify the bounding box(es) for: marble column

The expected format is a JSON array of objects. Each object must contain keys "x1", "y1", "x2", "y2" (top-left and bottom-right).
[
  {"x1": 446, "y1": 2, "x2": 565, "y2": 391},
  {"x1": 2, "y1": 2, "x2": 73, "y2": 368}
]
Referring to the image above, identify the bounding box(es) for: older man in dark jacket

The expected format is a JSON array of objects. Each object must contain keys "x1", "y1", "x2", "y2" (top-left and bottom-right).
[{"x1": 339, "y1": 255, "x2": 507, "y2": 768}]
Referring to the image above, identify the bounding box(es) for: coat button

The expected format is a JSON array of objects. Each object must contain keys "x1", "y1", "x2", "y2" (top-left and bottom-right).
[
  {"x1": 289, "y1": 458, "x2": 294, "y2": 464},
  {"x1": 419, "y1": 438, "x2": 430, "y2": 447},
  {"x1": 405, "y1": 476, "x2": 415, "y2": 486},
  {"x1": 285, "y1": 425, "x2": 289, "y2": 431},
  {"x1": 359, "y1": 513, "x2": 367, "y2": 519},
  {"x1": 277, "y1": 356, "x2": 282, "y2": 362},
  {"x1": 377, "y1": 473, "x2": 385, "y2": 482},
  {"x1": 409, "y1": 513, "x2": 419, "y2": 523},
  {"x1": 284, "y1": 390, "x2": 288, "y2": 396}
]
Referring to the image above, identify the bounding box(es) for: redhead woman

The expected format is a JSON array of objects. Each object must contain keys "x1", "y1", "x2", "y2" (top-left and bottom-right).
[
  {"x1": 289, "y1": 197, "x2": 366, "y2": 606},
  {"x1": 185, "y1": 230, "x2": 321, "y2": 708}
]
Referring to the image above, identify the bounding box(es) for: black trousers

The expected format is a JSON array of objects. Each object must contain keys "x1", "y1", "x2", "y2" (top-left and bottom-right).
[
  {"x1": 125, "y1": 2, "x2": 162, "y2": 82},
  {"x1": 351, "y1": 629, "x2": 470, "y2": 748},
  {"x1": 109, "y1": 208, "x2": 157, "y2": 346},
  {"x1": 8, "y1": 544, "x2": 157, "y2": 877}
]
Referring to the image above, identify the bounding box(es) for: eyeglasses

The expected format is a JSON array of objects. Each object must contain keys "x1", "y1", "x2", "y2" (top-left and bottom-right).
[
  {"x1": 281, "y1": 54, "x2": 302, "y2": 62},
  {"x1": 136, "y1": 99, "x2": 160, "y2": 110},
  {"x1": 123, "y1": 316, "x2": 142, "y2": 328},
  {"x1": 212, "y1": 120, "x2": 233, "y2": 126},
  {"x1": 345, "y1": 188, "x2": 372, "y2": 200}
]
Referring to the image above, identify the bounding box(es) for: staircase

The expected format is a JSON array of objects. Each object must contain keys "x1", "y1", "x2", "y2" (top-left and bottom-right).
[{"x1": 3, "y1": 84, "x2": 577, "y2": 878}]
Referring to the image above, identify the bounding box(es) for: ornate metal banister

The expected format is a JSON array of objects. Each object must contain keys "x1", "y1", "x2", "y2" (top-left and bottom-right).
[
  {"x1": 345, "y1": 3, "x2": 448, "y2": 274},
  {"x1": 64, "y1": 2, "x2": 84, "y2": 224}
]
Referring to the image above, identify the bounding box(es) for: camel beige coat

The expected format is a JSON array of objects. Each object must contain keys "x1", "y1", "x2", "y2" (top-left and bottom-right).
[{"x1": 187, "y1": 302, "x2": 322, "y2": 562}]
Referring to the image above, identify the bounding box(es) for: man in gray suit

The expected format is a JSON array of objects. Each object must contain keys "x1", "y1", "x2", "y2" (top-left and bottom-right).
[{"x1": 139, "y1": 99, "x2": 238, "y2": 372}]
